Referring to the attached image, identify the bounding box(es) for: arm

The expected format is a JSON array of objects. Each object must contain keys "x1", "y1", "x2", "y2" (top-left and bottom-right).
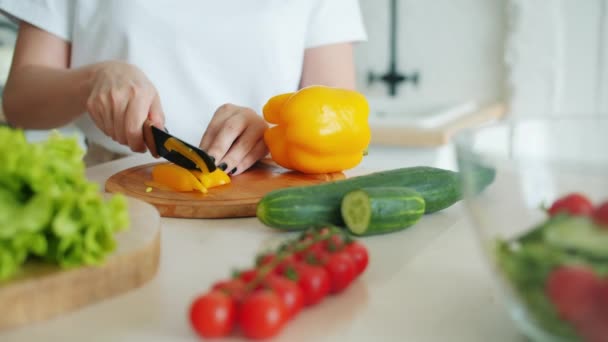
[
  {"x1": 299, "y1": 42, "x2": 356, "y2": 90},
  {"x1": 3, "y1": 22, "x2": 164, "y2": 152},
  {"x1": 3, "y1": 22, "x2": 93, "y2": 129}
]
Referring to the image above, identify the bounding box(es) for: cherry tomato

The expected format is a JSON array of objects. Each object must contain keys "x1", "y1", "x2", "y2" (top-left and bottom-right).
[
  {"x1": 548, "y1": 193, "x2": 594, "y2": 217},
  {"x1": 295, "y1": 241, "x2": 324, "y2": 261},
  {"x1": 593, "y1": 201, "x2": 608, "y2": 228},
  {"x1": 324, "y1": 234, "x2": 346, "y2": 252},
  {"x1": 290, "y1": 262, "x2": 330, "y2": 306},
  {"x1": 300, "y1": 248, "x2": 331, "y2": 266},
  {"x1": 572, "y1": 283, "x2": 608, "y2": 342},
  {"x1": 189, "y1": 290, "x2": 235, "y2": 338},
  {"x1": 545, "y1": 266, "x2": 599, "y2": 323},
  {"x1": 238, "y1": 290, "x2": 287, "y2": 339},
  {"x1": 211, "y1": 278, "x2": 246, "y2": 302},
  {"x1": 274, "y1": 254, "x2": 297, "y2": 276},
  {"x1": 239, "y1": 269, "x2": 258, "y2": 283},
  {"x1": 345, "y1": 242, "x2": 369, "y2": 276},
  {"x1": 265, "y1": 274, "x2": 304, "y2": 319},
  {"x1": 598, "y1": 280, "x2": 608, "y2": 311},
  {"x1": 324, "y1": 251, "x2": 357, "y2": 294},
  {"x1": 575, "y1": 318, "x2": 608, "y2": 342}
]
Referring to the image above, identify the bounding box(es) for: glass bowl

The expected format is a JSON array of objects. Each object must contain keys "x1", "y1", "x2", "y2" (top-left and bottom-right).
[{"x1": 454, "y1": 117, "x2": 608, "y2": 342}]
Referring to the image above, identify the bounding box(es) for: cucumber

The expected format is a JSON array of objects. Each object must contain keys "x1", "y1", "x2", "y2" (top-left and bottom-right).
[
  {"x1": 256, "y1": 165, "x2": 494, "y2": 231},
  {"x1": 341, "y1": 187, "x2": 425, "y2": 236},
  {"x1": 544, "y1": 216, "x2": 608, "y2": 259}
]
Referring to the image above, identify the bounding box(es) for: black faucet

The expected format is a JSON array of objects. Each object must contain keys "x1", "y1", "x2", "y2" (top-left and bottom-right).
[{"x1": 368, "y1": 0, "x2": 420, "y2": 97}]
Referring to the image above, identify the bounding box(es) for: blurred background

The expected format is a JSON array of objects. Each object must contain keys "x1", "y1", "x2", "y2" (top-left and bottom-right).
[{"x1": 0, "y1": 0, "x2": 606, "y2": 148}]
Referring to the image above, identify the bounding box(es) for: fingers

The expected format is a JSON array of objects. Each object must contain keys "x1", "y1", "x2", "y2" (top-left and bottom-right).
[
  {"x1": 204, "y1": 113, "x2": 248, "y2": 165},
  {"x1": 124, "y1": 94, "x2": 151, "y2": 153},
  {"x1": 110, "y1": 88, "x2": 130, "y2": 145},
  {"x1": 201, "y1": 104, "x2": 269, "y2": 175},
  {"x1": 217, "y1": 118, "x2": 267, "y2": 174},
  {"x1": 87, "y1": 90, "x2": 116, "y2": 139},
  {"x1": 85, "y1": 62, "x2": 161, "y2": 153},
  {"x1": 199, "y1": 103, "x2": 237, "y2": 151},
  {"x1": 86, "y1": 94, "x2": 106, "y2": 135},
  {"x1": 148, "y1": 93, "x2": 165, "y2": 129},
  {"x1": 231, "y1": 138, "x2": 269, "y2": 176}
]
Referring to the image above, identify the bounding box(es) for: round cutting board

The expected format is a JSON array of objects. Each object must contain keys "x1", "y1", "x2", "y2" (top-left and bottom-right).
[
  {"x1": 105, "y1": 159, "x2": 345, "y2": 218},
  {"x1": 0, "y1": 196, "x2": 161, "y2": 331}
]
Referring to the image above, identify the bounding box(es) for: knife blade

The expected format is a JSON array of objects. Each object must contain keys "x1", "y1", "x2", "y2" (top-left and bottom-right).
[{"x1": 143, "y1": 120, "x2": 217, "y2": 172}]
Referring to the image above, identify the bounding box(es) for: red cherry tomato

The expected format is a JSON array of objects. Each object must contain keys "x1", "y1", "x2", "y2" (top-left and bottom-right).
[
  {"x1": 239, "y1": 269, "x2": 258, "y2": 283},
  {"x1": 265, "y1": 274, "x2": 304, "y2": 320},
  {"x1": 274, "y1": 254, "x2": 297, "y2": 276},
  {"x1": 324, "y1": 251, "x2": 357, "y2": 294},
  {"x1": 189, "y1": 290, "x2": 235, "y2": 338},
  {"x1": 290, "y1": 262, "x2": 330, "y2": 306},
  {"x1": 574, "y1": 282, "x2": 608, "y2": 340},
  {"x1": 324, "y1": 234, "x2": 346, "y2": 252},
  {"x1": 211, "y1": 278, "x2": 246, "y2": 302},
  {"x1": 548, "y1": 193, "x2": 594, "y2": 217},
  {"x1": 238, "y1": 290, "x2": 287, "y2": 340},
  {"x1": 545, "y1": 266, "x2": 599, "y2": 323},
  {"x1": 300, "y1": 248, "x2": 331, "y2": 266},
  {"x1": 593, "y1": 201, "x2": 608, "y2": 228},
  {"x1": 295, "y1": 241, "x2": 325, "y2": 261},
  {"x1": 345, "y1": 242, "x2": 369, "y2": 276}
]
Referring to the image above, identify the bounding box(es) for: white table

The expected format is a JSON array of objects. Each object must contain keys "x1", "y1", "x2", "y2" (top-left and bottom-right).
[{"x1": 1, "y1": 145, "x2": 525, "y2": 342}]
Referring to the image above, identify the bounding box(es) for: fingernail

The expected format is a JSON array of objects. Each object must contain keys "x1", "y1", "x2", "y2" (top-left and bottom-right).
[
  {"x1": 229, "y1": 167, "x2": 237, "y2": 175},
  {"x1": 218, "y1": 163, "x2": 227, "y2": 171},
  {"x1": 164, "y1": 127, "x2": 169, "y2": 133}
]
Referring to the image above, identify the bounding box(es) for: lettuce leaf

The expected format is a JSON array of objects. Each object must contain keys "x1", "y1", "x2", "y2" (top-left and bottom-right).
[{"x1": 0, "y1": 127, "x2": 129, "y2": 281}]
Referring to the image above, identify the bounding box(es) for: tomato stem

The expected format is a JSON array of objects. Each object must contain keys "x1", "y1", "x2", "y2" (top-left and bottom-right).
[{"x1": 244, "y1": 226, "x2": 346, "y2": 292}]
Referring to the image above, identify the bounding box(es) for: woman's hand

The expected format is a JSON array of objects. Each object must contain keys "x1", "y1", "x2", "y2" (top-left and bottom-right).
[
  {"x1": 199, "y1": 104, "x2": 269, "y2": 175},
  {"x1": 86, "y1": 61, "x2": 165, "y2": 152}
]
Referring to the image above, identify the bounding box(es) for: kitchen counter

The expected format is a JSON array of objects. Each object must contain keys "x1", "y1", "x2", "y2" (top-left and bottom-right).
[{"x1": 1, "y1": 145, "x2": 525, "y2": 342}]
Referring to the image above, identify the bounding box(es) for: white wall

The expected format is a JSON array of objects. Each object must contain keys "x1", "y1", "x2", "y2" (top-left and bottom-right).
[
  {"x1": 506, "y1": 0, "x2": 608, "y2": 117},
  {"x1": 355, "y1": 0, "x2": 508, "y2": 114},
  {"x1": 356, "y1": 0, "x2": 608, "y2": 119}
]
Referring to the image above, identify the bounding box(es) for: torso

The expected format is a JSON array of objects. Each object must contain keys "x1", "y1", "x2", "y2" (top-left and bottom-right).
[{"x1": 70, "y1": 0, "x2": 314, "y2": 153}]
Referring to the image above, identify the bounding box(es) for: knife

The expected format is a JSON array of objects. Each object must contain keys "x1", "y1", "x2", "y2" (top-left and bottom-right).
[{"x1": 143, "y1": 120, "x2": 217, "y2": 172}]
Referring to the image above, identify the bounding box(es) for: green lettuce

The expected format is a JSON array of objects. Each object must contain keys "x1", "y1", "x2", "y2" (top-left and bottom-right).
[{"x1": 0, "y1": 127, "x2": 129, "y2": 280}]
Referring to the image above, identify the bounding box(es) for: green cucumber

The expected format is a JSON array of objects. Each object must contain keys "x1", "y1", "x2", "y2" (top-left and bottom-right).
[
  {"x1": 544, "y1": 216, "x2": 608, "y2": 259},
  {"x1": 256, "y1": 165, "x2": 495, "y2": 231},
  {"x1": 340, "y1": 187, "x2": 425, "y2": 236}
]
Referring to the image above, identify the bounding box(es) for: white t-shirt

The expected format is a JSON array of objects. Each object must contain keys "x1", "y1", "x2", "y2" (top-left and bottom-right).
[{"x1": 0, "y1": 0, "x2": 366, "y2": 154}]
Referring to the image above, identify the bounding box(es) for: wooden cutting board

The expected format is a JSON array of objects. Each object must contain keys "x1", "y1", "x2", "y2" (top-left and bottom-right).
[
  {"x1": 0, "y1": 196, "x2": 161, "y2": 331},
  {"x1": 105, "y1": 159, "x2": 345, "y2": 218}
]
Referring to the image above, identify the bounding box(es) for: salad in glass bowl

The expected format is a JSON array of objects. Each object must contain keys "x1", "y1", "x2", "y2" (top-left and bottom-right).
[{"x1": 455, "y1": 118, "x2": 608, "y2": 342}]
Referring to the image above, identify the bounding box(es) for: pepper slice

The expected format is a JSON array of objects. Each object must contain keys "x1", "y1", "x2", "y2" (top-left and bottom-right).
[
  {"x1": 164, "y1": 137, "x2": 211, "y2": 174},
  {"x1": 150, "y1": 138, "x2": 231, "y2": 192}
]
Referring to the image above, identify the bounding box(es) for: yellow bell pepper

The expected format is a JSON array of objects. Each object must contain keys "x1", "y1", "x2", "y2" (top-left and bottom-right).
[{"x1": 263, "y1": 85, "x2": 371, "y2": 174}]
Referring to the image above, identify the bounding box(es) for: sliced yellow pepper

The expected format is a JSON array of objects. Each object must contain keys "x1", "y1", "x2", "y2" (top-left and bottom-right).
[
  {"x1": 191, "y1": 169, "x2": 231, "y2": 189},
  {"x1": 164, "y1": 137, "x2": 211, "y2": 174},
  {"x1": 263, "y1": 85, "x2": 371, "y2": 174},
  {"x1": 154, "y1": 136, "x2": 231, "y2": 192},
  {"x1": 151, "y1": 163, "x2": 208, "y2": 193}
]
